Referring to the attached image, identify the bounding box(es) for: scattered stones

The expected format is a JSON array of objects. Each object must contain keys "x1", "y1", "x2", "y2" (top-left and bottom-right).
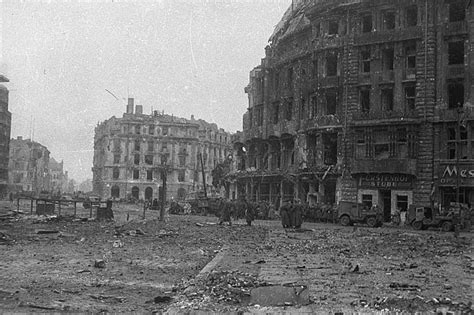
[{"x1": 93, "y1": 259, "x2": 106, "y2": 269}]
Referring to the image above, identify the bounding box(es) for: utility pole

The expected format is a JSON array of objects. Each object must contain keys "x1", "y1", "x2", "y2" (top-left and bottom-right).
[{"x1": 199, "y1": 152, "x2": 207, "y2": 198}]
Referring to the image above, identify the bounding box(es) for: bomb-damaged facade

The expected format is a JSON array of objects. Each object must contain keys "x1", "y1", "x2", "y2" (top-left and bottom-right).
[
  {"x1": 230, "y1": 0, "x2": 473, "y2": 221},
  {"x1": 92, "y1": 98, "x2": 232, "y2": 202}
]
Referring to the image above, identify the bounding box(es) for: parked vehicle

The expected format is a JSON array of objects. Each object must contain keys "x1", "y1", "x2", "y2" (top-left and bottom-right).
[
  {"x1": 83, "y1": 195, "x2": 100, "y2": 209},
  {"x1": 407, "y1": 203, "x2": 470, "y2": 232},
  {"x1": 337, "y1": 201, "x2": 383, "y2": 227}
]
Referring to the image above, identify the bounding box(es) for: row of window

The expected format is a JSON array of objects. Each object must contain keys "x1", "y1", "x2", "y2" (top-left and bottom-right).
[
  {"x1": 112, "y1": 168, "x2": 188, "y2": 183},
  {"x1": 314, "y1": 0, "x2": 465, "y2": 38}
]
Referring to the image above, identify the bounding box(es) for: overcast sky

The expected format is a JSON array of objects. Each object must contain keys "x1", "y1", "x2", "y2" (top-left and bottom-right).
[{"x1": 0, "y1": 0, "x2": 290, "y2": 183}]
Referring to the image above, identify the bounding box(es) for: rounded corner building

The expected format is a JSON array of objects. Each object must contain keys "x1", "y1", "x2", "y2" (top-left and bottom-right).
[{"x1": 230, "y1": 0, "x2": 473, "y2": 222}]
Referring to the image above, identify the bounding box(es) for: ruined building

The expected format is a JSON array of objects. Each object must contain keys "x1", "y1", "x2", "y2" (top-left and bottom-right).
[
  {"x1": 49, "y1": 158, "x2": 70, "y2": 195},
  {"x1": 0, "y1": 74, "x2": 11, "y2": 198},
  {"x1": 92, "y1": 99, "x2": 232, "y2": 201},
  {"x1": 8, "y1": 136, "x2": 51, "y2": 194},
  {"x1": 231, "y1": 0, "x2": 473, "y2": 221}
]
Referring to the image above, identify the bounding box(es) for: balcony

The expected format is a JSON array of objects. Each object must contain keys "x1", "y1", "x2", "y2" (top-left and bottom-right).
[
  {"x1": 304, "y1": 114, "x2": 342, "y2": 131},
  {"x1": 435, "y1": 107, "x2": 474, "y2": 122},
  {"x1": 352, "y1": 158, "x2": 417, "y2": 176},
  {"x1": 351, "y1": 110, "x2": 418, "y2": 123}
]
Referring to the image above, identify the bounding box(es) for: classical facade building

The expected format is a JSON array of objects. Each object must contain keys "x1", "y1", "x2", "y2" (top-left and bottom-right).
[
  {"x1": 0, "y1": 74, "x2": 11, "y2": 198},
  {"x1": 92, "y1": 98, "x2": 232, "y2": 201},
  {"x1": 231, "y1": 0, "x2": 473, "y2": 221},
  {"x1": 8, "y1": 136, "x2": 51, "y2": 194}
]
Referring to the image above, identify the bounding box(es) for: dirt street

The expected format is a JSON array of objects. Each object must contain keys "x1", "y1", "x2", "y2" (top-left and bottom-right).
[{"x1": 0, "y1": 202, "x2": 472, "y2": 313}]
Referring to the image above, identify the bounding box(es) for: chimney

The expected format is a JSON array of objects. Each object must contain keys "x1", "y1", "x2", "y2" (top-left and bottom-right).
[
  {"x1": 135, "y1": 105, "x2": 143, "y2": 115},
  {"x1": 126, "y1": 98, "x2": 134, "y2": 114}
]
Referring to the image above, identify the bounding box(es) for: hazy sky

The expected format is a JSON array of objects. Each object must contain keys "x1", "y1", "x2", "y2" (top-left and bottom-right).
[{"x1": 0, "y1": 0, "x2": 290, "y2": 182}]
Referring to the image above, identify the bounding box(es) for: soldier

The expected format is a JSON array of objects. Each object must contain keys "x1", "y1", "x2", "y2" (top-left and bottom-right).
[
  {"x1": 245, "y1": 199, "x2": 255, "y2": 226},
  {"x1": 280, "y1": 199, "x2": 291, "y2": 228},
  {"x1": 293, "y1": 199, "x2": 303, "y2": 229},
  {"x1": 218, "y1": 199, "x2": 232, "y2": 226}
]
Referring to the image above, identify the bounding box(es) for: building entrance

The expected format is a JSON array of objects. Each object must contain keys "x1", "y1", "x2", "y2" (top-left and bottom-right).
[{"x1": 380, "y1": 190, "x2": 392, "y2": 222}]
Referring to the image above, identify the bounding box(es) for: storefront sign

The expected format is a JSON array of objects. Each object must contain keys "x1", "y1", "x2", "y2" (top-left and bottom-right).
[
  {"x1": 358, "y1": 174, "x2": 413, "y2": 189},
  {"x1": 439, "y1": 165, "x2": 474, "y2": 186}
]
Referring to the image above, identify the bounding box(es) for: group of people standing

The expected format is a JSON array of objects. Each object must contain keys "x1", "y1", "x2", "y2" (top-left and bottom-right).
[
  {"x1": 279, "y1": 199, "x2": 304, "y2": 229},
  {"x1": 217, "y1": 198, "x2": 258, "y2": 226}
]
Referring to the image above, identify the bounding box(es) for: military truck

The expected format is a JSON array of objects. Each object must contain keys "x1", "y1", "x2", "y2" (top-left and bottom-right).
[
  {"x1": 337, "y1": 201, "x2": 384, "y2": 227},
  {"x1": 407, "y1": 203, "x2": 470, "y2": 232}
]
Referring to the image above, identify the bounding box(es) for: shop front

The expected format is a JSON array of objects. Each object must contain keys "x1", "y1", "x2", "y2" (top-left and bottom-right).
[
  {"x1": 437, "y1": 164, "x2": 474, "y2": 208},
  {"x1": 355, "y1": 173, "x2": 415, "y2": 222}
]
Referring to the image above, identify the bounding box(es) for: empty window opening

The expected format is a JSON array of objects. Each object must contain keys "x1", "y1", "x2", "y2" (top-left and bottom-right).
[
  {"x1": 178, "y1": 170, "x2": 185, "y2": 182},
  {"x1": 148, "y1": 141, "x2": 154, "y2": 152},
  {"x1": 374, "y1": 129, "x2": 390, "y2": 159},
  {"x1": 134, "y1": 140, "x2": 140, "y2": 151},
  {"x1": 135, "y1": 125, "x2": 141, "y2": 134},
  {"x1": 113, "y1": 154, "x2": 120, "y2": 164},
  {"x1": 326, "y1": 54, "x2": 338, "y2": 76},
  {"x1": 310, "y1": 95, "x2": 318, "y2": 118},
  {"x1": 300, "y1": 98, "x2": 306, "y2": 120},
  {"x1": 314, "y1": 22, "x2": 321, "y2": 37},
  {"x1": 381, "y1": 87, "x2": 394, "y2": 111},
  {"x1": 273, "y1": 102, "x2": 279, "y2": 124},
  {"x1": 360, "y1": 88, "x2": 371, "y2": 113},
  {"x1": 145, "y1": 155, "x2": 153, "y2": 165},
  {"x1": 256, "y1": 105, "x2": 264, "y2": 126},
  {"x1": 449, "y1": 0, "x2": 466, "y2": 22},
  {"x1": 448, "y1": 40, "x2": 464, "y2": 65},
  {"x1": 328, "y1": 20, "x2": 339, "y2": 35},
  {"x1": 147, "y1": 170, "x2": 153, "y2": 181},
  {"x1": 325, "y1": 89, "x2": 337, "y2": 115},
  {"x1": 148, "y1": 125, "x2": 154, "y2": 135},
  {"x1": 287, "y1": 67, "x2": 293, "y2": 87},
  {"x1": 382, "y1": 48, "x2": 394, "y2": 70},
  {"x1": 286, "y1": 99, "x2": 293, "y2": 120},
  {"x1": 312, "y1": 59, "x2": 318, "y2": 78},
  {"x1": 405, "y1": 42, "x2": 416, "y2": 69},
  {"x1": 448, "y1": 80, "x2": 464, "y2": 108},
  {"x1": 406, "y1": 5, "x2": 418, "y2": 27},
  {"x1": 179, "y1": 155, "x2": 186, "y2": 167},
  {"x1": 383, "y1": 11, "x2": 396, "y2": 30},
  {"x1": 162, "y1": 127, "x2": 168, "y2": 136},
  {"x1": 405, "y1": 85, "x2": 416, "y2": 111},
  {"x1": 133, "y1": 169, "x2": 139, "y2": 180},
  {"x1": 113, "y1": 167, "x2": 120, "y2": 180},
  {"x1": 361, "y1": 48, "x2": 371, "y2": 73},
  {"x1": 134, "y1": 154, "x2": 140, "y2": 165},
  {"x1": 322, "y1": 133, "x2": 338, "y2": 165},
  {"x1": 362, "y1": 14, "x2": 372, "y2": 33}
]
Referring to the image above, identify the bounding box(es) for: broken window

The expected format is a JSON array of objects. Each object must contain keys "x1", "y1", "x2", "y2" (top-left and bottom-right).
[
  {"x1": 287, "y1": 67, "x2": 293, "y2": 88},
  {"x1": 383, "y1": 11, "x2": 396, "y2": 30},
  {"x1": 256, "y1": 105, "x2": 264, "y2": 126},
  {"x1": 134, "y1": 154, "x2": 140, "y2": 165},
  {"x1": 312, "y1": 59, "x2": 318, "y2": 78},
  {"x1": 248, "y1": 108, "x2": 253, "y2": 128},
  {"x1": 162, "y1": 127, "x2": 168, "y2": 136},
  {"x1": 310, "y1": 95, "x2": 318, "y2": 118},
  {"x1": 147, "y1": 170, "x2": 153, "y2": 181},
  {"x1": 314, "y1": 22, "x2": 321, "y2": 37},
  {"x1": 113, "y1": 167, "x2": 120, "y2": 180},
  {"x1": 361, "y1": 14, "x2": 372, "y2": 33},
  {"x1": 449, "y1": 0, "x2": 466, "y2": 22},
  {"x1": 405, "y1": 85, "x2": 416, "y2": 112},
  {"x1": 382, "y1": 48, "x2": 394, "y2": 70},
  {"x1": 326, "y1": 53, "x2": 338, "y2": 76},
  {"x1": 447, "y1": 126, "x2": 468, "y2": 159},
  {"x1": 362, "y1": 194, "x2": 373, "y2": 208},
  {"x1": 360, "y1": 47, "x2": 371, "y2": 73},
  {"x1": 355, "y1": 130, "x2": 367, "y2": 158},
  {"x1": 274, "y1": 71, "x2": 280, "y2": 90},
  {"x1": 325, "y1": 89, "x2": 337, "y2": 115},
  {"x1": 133, "y1": 169, "x2": 139, "y2": 180},
  {"x1": 328, "y1": 20, "x2": 339, "y2": 35},
  {"x1": 360, "y1": 88, "x2": 371, "y2": 113},
  {"x1": 397, "y1": 127, "x2": 408, "y2": 158},
  {"x1": 148, "y1": 141, "x2": 154, "y2": 152},
  {"x1": 405, "y1": 42, "x2": 416, "y2": 69},
  {"x1": 148, "y1": 125, "x2": 154, "y2": 135},
  {"x1": 396, "y1": 195, "x2": 408, "y2": 211},
  {"x1": 286, "y1": 99, "x2": 293, "y2": 120},
  {"x1": 134, "y1": 140, "x2": 140, "y2": 151},
  {"x1": 160, "y1": 154, "x2": 168, "y2": 165},
  {"x1": 113, "y1": 139, "x2": 120, "y2": 151},
  {"x1": 447, "y1": 80, "x2": 464, "y2": 108},
  {"x1": 135, "y1": 125, "x2": 141, "y2": 134},
  {"x1": 179, "y1": 155, "x2": 186, "y2": 167},
  {"x1": 406, "y1": 5, "x2": 418, "y2": 27},
  {"x1": 113, "y1": 154, "x2": 120, "y2": 164},
  {"x1": 178, "y1": 170, "x2": 185, "y2": 182},
  {"x1": 300, "y1": 97, "x2": 306, "y2": 120},
  {"x1": 273, "y1": 102, "x2": 279, "y2": 124},
  {"x1": 381, "y1": 87, "x2": 394, "y2": 111},
  {"x1": 373, "y1": 129, "x2": 390, "y2": 159},
  {"x1": 322, "y1": 133, "x2": 337, "y2": 165},
  {"x1": 145, "y1": 155, "x2": 153, "y2": 165},
  {"x1": 448, "y1": 40, "x2": 464, "y2": 65}
]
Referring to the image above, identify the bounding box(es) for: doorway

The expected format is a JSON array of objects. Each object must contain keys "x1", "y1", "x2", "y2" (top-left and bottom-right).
[{"x1": 380, "y1": 190, "x2": 391, "y2": 222}]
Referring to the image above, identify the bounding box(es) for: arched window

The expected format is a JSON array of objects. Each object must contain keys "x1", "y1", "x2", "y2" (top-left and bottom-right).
[{"x1": 145, "y1": 187, "x2": 153, "y2": 201}]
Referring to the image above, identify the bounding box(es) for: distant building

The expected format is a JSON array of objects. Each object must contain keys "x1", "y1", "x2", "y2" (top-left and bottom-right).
[
  {"x1": 230, "y1": 0, "x2": 473, "y2": 220},
  {"x1": 8, "y1": 136, "x2": 51, "y2": 194},
  {"x1": 92, "y1": 98, "x2": 232, "y2": 201},
  {"x1": 0, "y1": 74, "x2": 11, "y2": 198},
  {"x1": 77, "y1": 178, "x2": 92, "y2": 193},
  {"x1": 49, "y1": 158, "x2": 69, "y2": 195}
]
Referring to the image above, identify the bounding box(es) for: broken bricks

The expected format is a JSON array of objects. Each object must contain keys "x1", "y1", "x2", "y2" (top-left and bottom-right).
[{"x1": 94, "y1": 259, "x2": 106, "y2": 269}]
